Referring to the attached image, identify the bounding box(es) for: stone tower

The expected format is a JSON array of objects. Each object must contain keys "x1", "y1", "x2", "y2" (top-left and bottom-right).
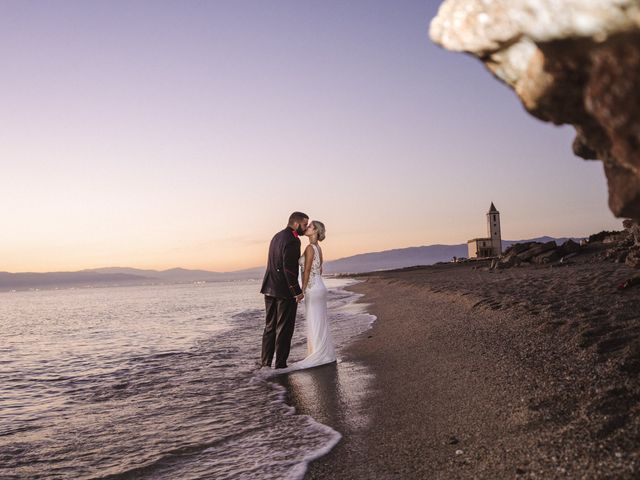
[{"x1": 487, "y1": 202, "x2": 502, "y2": 256}]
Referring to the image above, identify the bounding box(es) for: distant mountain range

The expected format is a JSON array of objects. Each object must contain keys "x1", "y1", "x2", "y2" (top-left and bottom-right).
[
  {"x1": 323, "y1": 236, "x2": 581, "y2": 274},
  {"x1": 0, "y1": 266, "x2": 264, "y2": 291},
  {"x1": 84, "y1": 266, "x2": 265, "y2": 282},
  {"x1": 0, "y1": 236, "x2": 581, "y2": 291}
]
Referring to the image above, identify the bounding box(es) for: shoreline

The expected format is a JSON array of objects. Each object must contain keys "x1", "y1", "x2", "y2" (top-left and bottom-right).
[{"x1": 279, "y1": 257, "x2": 640, "y2": 478}]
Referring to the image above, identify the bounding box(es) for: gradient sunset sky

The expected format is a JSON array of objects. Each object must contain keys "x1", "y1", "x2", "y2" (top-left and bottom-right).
[{"x1": 2, "y1": 1, "x2": 621, "y2": 273}]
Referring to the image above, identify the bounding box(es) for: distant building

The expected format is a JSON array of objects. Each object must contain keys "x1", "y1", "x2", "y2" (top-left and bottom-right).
[{"x1": 467, "y1": 202, "x2": 502, "y2": 258}]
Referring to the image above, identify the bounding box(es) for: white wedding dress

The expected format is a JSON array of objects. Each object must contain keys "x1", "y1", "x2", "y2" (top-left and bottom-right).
[{"x1": 288, "y1": 244, "x2": 336, "y2": 370}]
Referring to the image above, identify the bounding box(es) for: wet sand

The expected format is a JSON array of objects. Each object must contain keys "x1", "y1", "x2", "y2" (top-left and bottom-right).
[{"x1": 278, "y1": 251, "x2": 640, "y2": 479}]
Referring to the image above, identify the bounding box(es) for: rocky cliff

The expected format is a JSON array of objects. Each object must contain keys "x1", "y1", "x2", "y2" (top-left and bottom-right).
[{"x1": 430, "y1": 0, "x2": 640, "y2": 220}]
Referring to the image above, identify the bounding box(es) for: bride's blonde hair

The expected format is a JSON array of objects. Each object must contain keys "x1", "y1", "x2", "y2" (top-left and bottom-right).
[{"x1": 312, "y1": 221, "x2": 326, "y2": 242}]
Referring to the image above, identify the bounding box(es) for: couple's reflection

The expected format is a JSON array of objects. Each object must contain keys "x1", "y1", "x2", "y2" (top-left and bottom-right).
[{"x1": 275, "y1": 359, "x2": 373, "y2": 435}]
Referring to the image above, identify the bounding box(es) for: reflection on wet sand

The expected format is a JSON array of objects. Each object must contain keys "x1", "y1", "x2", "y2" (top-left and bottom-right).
[
  {"x1": 274, "y1": 358, "x2": 374, "y2": 454},
  {"x1": 277, "y1": 363, "x2": 340, "y2": 425}
]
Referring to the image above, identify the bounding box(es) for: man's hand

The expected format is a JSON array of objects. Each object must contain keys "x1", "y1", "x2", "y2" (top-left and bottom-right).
[{"x1": 295, "y1": 293, "x2": 304, "y2": 303}]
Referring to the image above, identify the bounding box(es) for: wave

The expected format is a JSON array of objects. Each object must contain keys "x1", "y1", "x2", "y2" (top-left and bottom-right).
[{"x1": 1, "y1": 279, "x2": 375, "y2": 480}]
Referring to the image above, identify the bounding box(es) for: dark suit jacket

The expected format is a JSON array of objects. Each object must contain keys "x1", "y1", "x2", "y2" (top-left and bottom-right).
[{"x1": 260, "y1": 227, "x2": 302, "y2": 298}]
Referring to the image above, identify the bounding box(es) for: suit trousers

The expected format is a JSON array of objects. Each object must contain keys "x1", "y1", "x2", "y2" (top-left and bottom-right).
[{"x1": 261, "y1": 295, "x2": 298, "y2": 368}]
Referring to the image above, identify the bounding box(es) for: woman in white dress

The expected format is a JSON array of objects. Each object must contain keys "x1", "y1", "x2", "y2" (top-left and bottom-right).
[{"x1": 290, "y1": 220, "x2": 336, "y2": 370}]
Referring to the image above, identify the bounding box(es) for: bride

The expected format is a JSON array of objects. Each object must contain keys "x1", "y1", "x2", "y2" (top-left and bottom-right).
[{"x1": 289, "y1": 220, "x2": 336, "y2": 370}]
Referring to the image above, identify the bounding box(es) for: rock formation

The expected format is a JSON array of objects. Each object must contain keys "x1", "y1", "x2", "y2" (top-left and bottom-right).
[
  {"x1": 621, "y1": 219, "x2": 640, "y2": 268},
  {"x1": 430, "y1": 0, "x2": 640, "y2": 220},
  {"x1": 492, "y1": 220, "x2": 640, "y2": 269},
  {"x1": 495, "y1": 239, "x2": 574, "y2": 269}
]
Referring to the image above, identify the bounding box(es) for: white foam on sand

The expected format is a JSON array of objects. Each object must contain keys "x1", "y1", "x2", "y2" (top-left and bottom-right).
[{"x1": 266, "y1": 380, "x2": 343, "y2": 480}]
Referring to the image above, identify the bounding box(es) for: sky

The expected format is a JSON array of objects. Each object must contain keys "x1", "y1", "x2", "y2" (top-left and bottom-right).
[{"x1": 1, "y1": 0, "x2": 622, "y2": 273}]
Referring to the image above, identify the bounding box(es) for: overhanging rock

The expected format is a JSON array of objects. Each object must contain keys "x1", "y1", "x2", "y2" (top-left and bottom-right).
[{"x1": 430, "y1": 0, "x2": 640, "y2": 220}]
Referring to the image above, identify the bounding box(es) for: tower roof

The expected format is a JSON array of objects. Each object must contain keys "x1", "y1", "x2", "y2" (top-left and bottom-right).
[{"x1": 488, "y1": 202, "x2": 498, "y2": 213}]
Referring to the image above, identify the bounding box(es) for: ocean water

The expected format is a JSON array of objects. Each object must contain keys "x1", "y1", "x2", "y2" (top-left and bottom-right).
[{"x1": 0, "y1": 279, "x2": 374, "y2": 480}]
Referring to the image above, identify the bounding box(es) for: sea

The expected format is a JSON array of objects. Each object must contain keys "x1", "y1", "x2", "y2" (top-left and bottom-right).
[{"x1": 0, "y1": 278, "x2": 375, "y2": 480}]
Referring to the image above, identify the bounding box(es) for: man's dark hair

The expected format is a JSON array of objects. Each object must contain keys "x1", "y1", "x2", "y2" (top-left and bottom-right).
[{"x1": 288, "y1": 211, "x2": 309, "y2": 226}]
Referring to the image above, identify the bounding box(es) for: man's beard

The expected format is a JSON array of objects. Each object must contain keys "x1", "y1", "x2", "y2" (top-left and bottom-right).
[{"x1": 296, "y1": 225, "x2": 306, "y2": 236}]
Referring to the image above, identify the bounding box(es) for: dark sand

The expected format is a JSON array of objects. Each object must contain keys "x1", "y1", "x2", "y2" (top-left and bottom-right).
[{"x1": 278, "y1": 251, "x2": 640, "y2": 479}]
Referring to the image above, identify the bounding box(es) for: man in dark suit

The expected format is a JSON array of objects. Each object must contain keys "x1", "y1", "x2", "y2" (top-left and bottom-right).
[{"x1": 260, "y1": 211, "x2": 309, "y2": 368}]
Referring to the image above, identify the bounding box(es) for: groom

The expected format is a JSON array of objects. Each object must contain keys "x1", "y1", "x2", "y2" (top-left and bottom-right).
[{"x1": 260, "y1": 211, "x2": 309, "y2": 368}]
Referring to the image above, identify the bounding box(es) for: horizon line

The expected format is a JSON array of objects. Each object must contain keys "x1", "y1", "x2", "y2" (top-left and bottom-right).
[{"x1": 1, "y1": 233, "x2": 590, "y2": 275}]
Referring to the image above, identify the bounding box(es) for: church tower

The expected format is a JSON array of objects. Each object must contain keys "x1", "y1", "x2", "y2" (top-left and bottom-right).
[{"x1": 486, "y1": 202, "x2": 502, "y2": 256}]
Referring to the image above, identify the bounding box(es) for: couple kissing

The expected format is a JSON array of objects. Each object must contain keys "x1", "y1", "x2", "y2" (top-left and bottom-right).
[{"x1": 259, "y1": 211, "x2": 336, "y2": 373}]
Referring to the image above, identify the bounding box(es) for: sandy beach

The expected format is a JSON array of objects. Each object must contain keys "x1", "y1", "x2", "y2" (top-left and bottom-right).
[{"x1": 277, "y1": 242, "x2": 640, "y2": 479}]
